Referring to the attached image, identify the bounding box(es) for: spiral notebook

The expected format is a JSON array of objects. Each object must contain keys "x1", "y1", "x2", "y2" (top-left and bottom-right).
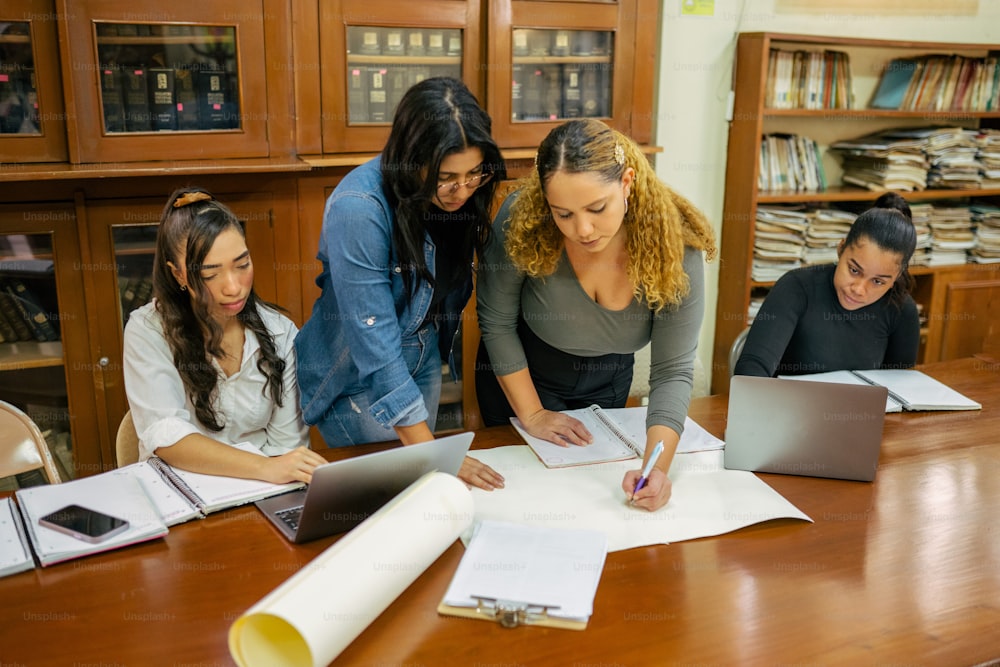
[
  {"x1": 511, "y1": 406, "x2": 724, "y2": 468},
  {"x1": 511, "y1": 405, "x2": 641, "y2": 468},
  {"x1": 120, "y1": 448, "x2": 304, "y2": 526}
]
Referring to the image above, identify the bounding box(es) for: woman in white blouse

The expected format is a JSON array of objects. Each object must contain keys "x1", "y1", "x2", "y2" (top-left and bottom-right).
[{"x1": 123, "y1": 187, "x2": 325, "y2": 484}]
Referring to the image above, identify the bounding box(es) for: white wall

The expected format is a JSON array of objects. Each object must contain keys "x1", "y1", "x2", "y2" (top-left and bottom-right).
[{"x1": 652, "y1": 0, "x2": 1000, "y2": 384}]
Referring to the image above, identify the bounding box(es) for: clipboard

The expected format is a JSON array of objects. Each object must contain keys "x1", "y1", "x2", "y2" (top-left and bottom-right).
[
  {"x1": 437, "y1": 596, "x2": 588, "y2": 630},
  {"x1": 437, "y1": 519, "x2": 607, "y2": 630}
]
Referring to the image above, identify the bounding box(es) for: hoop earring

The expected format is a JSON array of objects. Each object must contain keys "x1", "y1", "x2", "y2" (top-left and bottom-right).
[
  {"x1": 624, "y1": 198, "x2": 629, "y2": 216},
  {"x1": 179, "y1": 284, "x2": 188, "y2": 292}
]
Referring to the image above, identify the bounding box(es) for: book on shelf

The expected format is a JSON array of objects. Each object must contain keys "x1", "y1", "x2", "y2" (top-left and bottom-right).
[
  {"x1": 13, "y1": 471, "x2": 168, "y2": 567},
  {"x1": 0, "y1": 288, "x2": 33, "y2": 341},
  {"x1": 118, "y1": 443, "x2": 305, "y2": 526},
  {"x1": 196, "y1": 70, "x2": 235, "y2": 130},
  {"x1": 99, "y1": 67, "x2": 127, "y2": 132},
  {"x1": 122, "y1": 68, "x2": 153, "y2": 132},
  {"x1": 778, "y1": 369, "x2": 981, "y2": 412},
  {"x1": 2, "y1": 278, "x2": 58, "y2": 342},
  {"x1": 174, "y1": 68, "x2": 200, "y2": 131},
  {"x1": 346, "y1": 66, "x2": 368, "y2": 123},
  {"x1": 366, "y1": 66, "x2": 389, "y2": 123},
  {"x1": 870, "y1": 58, "x2": 920, "y2": 109},
  {"x1": 0, "y1": 497, "x2": 34, "y2": 579},
  {"x1": 511, "y1": 405, "x2": 724, "y2": 469},
  {"x1": 147, "y1": 67, "x2": 178, "y2": 131},
  {"x1": 438, "y1": 519, "x2": 608, "y2": 630}
]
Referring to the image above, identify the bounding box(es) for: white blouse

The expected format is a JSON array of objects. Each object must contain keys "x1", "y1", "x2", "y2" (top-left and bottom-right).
[{"x1": 123, "y1": 301, "x2": 308, "y2": 461}]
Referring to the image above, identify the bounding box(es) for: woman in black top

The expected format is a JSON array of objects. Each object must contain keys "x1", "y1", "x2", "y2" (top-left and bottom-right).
[{"x1": 734, "y1": 192, "x2": 920, "y2": 378}]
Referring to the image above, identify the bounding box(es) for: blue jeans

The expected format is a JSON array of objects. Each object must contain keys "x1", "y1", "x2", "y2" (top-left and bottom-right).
[{"x1": 315, "y1": 325, "x2": 441, "y2": 446}]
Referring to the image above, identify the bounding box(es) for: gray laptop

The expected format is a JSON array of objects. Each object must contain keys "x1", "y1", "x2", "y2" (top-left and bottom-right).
[
  {"x1": 256, "y1": 432, "x2": 473, "y2": 543},
  {"x1": 724, "y1": 376, "x2": 888, "y2": 482}
]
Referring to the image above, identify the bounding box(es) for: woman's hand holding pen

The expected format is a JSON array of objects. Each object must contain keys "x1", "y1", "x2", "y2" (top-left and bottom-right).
[
  {"x1": 622, "y1": 468, "x2": 672, "y2": 511},
  {"x1": 521, "y1": 408, "x2": 594, "y2": 448},
  {"x1": 458, "y1": 456, "x2": 506, "y2": 491}
]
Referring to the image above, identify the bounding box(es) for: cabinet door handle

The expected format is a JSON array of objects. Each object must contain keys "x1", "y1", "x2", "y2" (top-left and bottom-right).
[{"x1": 98, "y1": 357, "x2": 110, "y2": 368}]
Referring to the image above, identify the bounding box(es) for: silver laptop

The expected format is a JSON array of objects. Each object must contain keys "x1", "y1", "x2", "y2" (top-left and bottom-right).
[
  {"x1": 724, "y1": 376, "x2": 887, "y2": 482},
  {"x1": 256, "y1": 432, "x2": 473, "y2": 543}
]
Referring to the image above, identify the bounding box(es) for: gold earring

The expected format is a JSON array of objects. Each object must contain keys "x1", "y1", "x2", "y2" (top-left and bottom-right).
[{"x1": 179, "y1": 284, "x2": 188, "y2": 292}]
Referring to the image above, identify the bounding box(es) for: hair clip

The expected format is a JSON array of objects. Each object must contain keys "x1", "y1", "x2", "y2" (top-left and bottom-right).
[
  {"x1": 173, "y1": 191, "x2": 213, "y2": 208},
  {"x1": 613, "y1": 143, "x2": 625, "y2": 166},
  {"x1": 533, "y1": 151, "x2": 540, "y2": 171}
]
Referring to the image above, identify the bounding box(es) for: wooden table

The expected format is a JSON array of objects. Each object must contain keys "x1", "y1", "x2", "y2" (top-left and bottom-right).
[{"x1": 3, "y1": 357, "x2": 999, "y2": 666}]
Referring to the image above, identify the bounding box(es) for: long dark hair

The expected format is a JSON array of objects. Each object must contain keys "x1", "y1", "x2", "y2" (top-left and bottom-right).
[
  {"x1": 380, "y1": 76, "x2": 506, "y2": 295},
  {"x1": 843, "y1": 192, "x2": 917, "y2": 306},
  {"x1": 151, "y1": 187, "x2": 286, "y2": 431}
]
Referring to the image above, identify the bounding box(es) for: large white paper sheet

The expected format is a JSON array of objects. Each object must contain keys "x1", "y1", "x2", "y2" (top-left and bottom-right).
[{"x1": 468, "y1": 447, "x2": 811, "y2": 552}]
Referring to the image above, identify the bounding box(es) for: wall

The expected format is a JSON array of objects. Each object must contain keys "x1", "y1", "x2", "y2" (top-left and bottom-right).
[{"x1": 652, "y1": 0, "x2": 1000, "y2": 384}]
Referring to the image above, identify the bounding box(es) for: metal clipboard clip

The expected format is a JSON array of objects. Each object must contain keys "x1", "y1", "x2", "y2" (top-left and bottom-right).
[{"x1": 471, "y1": 596, "x2": 561, "y2": 628}]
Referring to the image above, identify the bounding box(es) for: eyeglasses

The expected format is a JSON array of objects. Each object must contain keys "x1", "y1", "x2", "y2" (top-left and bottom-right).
[{"x1": 436, "y1": 172, "x2": 493, "y2": 196}]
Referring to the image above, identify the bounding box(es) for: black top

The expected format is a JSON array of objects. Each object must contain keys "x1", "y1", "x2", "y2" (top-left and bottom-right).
[
  {"x1": 423, "y1": 207, "x2": 472, "y2": 357},
  {"x1": 734, "y1": 264, "x2": 920, "y2": 377}
]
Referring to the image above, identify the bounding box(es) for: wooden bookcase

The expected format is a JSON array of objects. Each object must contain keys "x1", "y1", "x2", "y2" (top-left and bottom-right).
[{"x1": 711, "y1": 32, "x2": 1000, "y2": 393}]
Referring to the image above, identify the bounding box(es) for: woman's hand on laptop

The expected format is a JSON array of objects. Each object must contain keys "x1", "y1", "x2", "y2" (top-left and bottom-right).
[
  {"x1": 622, "y1": 469, "x2": 672, "y2": 511},
  {"x1": 459, "y1": 456, "x2": 505, "y2": 491},
  {"x1": 261, "y1": 447, "x2": 327, "y2": 485}
]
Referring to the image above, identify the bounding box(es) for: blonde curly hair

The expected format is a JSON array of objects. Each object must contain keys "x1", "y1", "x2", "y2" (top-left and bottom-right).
[{"x1": 505, "y1": 119, "x2": 716, "y2": 313}]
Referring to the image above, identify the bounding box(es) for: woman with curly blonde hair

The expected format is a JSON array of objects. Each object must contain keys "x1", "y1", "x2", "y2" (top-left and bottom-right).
[{"x1": 476, "y1": 119, "x2": 716, "y2": 511}]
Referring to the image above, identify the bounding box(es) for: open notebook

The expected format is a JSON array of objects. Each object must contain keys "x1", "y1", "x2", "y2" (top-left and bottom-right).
[
  {"x1": 0, "y1": 497, "x2": 34, "y2": 578},
  {"x1": 14, "y1": 472, "x2": 168, "y2": 567},
  {"x1": 779, "y1": 369, "x2": 981, "y2": 412},
  {"x1": 120, "y1": 447, "x2": 303, "y2": 526},
  {"x1": 511, "y1": 405, "x2": 724, "y2": 468}
]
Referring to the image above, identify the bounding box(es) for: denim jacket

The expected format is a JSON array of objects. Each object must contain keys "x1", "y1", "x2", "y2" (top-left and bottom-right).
[{"x1": 296, "y1": 157, "x2": 472, "y2": 429}]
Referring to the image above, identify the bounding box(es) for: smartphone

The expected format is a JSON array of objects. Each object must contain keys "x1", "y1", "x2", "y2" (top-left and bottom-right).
[{"x1": 38, "y1": 504, "x2": 130, "y2": 544}]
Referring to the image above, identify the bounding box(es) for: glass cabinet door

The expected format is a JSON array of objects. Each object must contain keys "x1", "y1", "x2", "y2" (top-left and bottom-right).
[
  {"x1": 0, "y1": 205, "x2": 98, "y2": 486},
  {"x1": 316, "y1": 0, "x2": 482, "y2": 154},
  {"x1": 488, "y1": 0, "x2": 653, "y2": 149},
  {"x1": 0, "y1": 1, "x2": 68, "y2": 162},
  {"x1": 59, "y1": 0, "x2": 272, "y2": 163}
]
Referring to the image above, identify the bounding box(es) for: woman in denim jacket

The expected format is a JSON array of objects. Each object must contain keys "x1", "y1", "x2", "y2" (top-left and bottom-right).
[{"x1": 296, "y1": 77, "x2": 507, "y2": 490}]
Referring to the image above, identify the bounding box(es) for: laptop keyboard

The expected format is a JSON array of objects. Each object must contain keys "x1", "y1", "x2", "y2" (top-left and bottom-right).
[{"x1": 275, "y1": 505, "x2": 304, "y2": 532}]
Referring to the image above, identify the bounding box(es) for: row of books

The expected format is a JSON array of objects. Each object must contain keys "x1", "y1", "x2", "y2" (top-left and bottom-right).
[
  {"x1": 347, "y1": 65, "x2": 460, "y2": 124},
  {"x1": 0, "y1": 276, "x2": 58, "y2": 344},
  {"x1": 349, "y1": 27, "x2": 462, "y2": 58},
  {"x1": 0, "y1": 64, "x2": 39, "y2": 135},
  {"x1": 757, "y1": 134, "x2": 827, "y2": 192},
  {"x1": 830, "y1": 127, "x2": 1000, "y2": 192},
  {"x1": 765, "y1": 48, "x2": 854, "y2": 110},
  {"x1": 95, "y1": 24, "x2": 224, "y2": 39},
  {"x1": 512, "y1": 63, "x2": 610, "y2": 122},
  {"x1": 119, "y1": 276, "x2": 154, "y2": 324},
  {"x1": 100, "y1": 66, "x2": 239, "y2": 133},
  {"x1": 869, "y1": 54, "x2": 1000, "y2": 112}
]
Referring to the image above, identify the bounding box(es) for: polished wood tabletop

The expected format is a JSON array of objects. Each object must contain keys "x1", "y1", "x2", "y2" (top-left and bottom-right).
[{"x1": 3, "y1": 357, "x2": 999, "y2": 666}]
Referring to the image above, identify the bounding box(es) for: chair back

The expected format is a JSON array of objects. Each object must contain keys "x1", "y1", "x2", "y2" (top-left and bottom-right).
[
  {"x1": 0, "y1": 401, "x2": 61, "y2": 484},
  {"x1": 729, "y1": 326, "x2": 752, "y2": 378},
  {"x1": 116, "y1": 410, "x2": 141, "y2": 467}
]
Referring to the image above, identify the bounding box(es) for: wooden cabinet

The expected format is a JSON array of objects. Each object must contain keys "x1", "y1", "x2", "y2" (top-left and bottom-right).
[
  {"x1": 55, "y1": 0, "x2": 294, "y2": 163},
  {"x1": 0, "y1": 0, "x2": 68, "y2": 163},
  {"x1": 0, "y1": 204, "x2": 99, "y2": 482},
  {"x1": 487, "y1": 0, "x2": 658, "y2": 148},
  {"x1": 712, "y1": 32, "x2": 1000, "y2": 392}
]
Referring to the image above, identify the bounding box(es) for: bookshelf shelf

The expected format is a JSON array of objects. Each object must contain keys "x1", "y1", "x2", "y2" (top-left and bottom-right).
[
  {"x1": 712, "y1": 31, "x2": 1000, "y2": 393},
  {"x1": 346, "y1": 55, "x2": 462, "y2": 66},
  {"x1": 0, "y1": 341, "x2": 63, "y2": 371}
]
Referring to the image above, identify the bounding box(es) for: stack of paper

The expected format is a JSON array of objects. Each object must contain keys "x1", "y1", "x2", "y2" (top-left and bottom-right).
[
  {"x1": 831, "y1": 131, "x2": 928, "y2": 191},
  {"x1": 804, "y1": 208, "x2": 856, "y2": 265},
  {"x1": 0, "y1": 497, "x2": 33, "y2": 578},
  {"x1": 971, "y1": 204, "x2": 1000, "y2": 263},
  {"x1": 928, "y1": 204, "x2": 975, "y2": 266},
  {"x1": 754, "y1": 205, "x2": 808, "y2": 273},
  {"x1": 976, "y1": 130, "x2": 1000, "y2": 188},
  {"x1": 920, "y1": 128, "x2": 982, "y2": 189},
  {"x1": 909, "y1": 202, "x2": 935, "y2": 266}
]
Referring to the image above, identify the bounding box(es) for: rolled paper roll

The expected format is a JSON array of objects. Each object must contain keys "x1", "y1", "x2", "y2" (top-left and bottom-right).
[{"x1": 229, "y1": 471, "x2": 473, "y2": 667}]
